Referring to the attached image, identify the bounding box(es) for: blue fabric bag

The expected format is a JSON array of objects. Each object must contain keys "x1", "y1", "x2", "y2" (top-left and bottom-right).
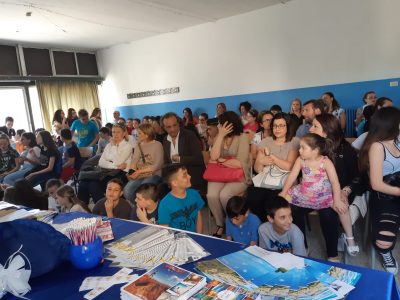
[{"x1": 0, "y1": 219, "x2": 70, "y2": 278}]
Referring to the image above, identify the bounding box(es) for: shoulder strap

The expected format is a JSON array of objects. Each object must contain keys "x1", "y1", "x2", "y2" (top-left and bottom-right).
[
  {"x1": 137, "y1": 143, "x2": 146, "y2": 163},
  {"x1": 378, "y1": 142, "x2": 386, "y2": 161}
]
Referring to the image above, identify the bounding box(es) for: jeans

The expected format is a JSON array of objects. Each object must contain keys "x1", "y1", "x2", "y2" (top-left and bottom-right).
[
  {"x1": 123, "y1": 175, "x2": 161, "y2": 203},
  {"x1": 3, "y1": 164, "x2": 34, "y2": 186}
]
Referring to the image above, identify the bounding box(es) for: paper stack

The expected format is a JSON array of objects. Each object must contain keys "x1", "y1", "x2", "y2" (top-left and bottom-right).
[{"x1": 121, "y1": 263, "x2": 206, "y2": 300}]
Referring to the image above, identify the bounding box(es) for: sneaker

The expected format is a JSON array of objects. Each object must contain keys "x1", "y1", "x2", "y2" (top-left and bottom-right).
[{"x1": 380, "y1": 251, "x2": 398, "y2": 275}]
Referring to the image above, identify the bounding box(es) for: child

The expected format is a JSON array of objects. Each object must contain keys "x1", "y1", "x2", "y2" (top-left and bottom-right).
[
  {"x1": 96, "y1": 127, "x2": 111, "y2": 155},
  {"x1": 55, "y1": 185, "x2": 90, "y2": 213},
  {"x1": 46, "y1": 178, "x2": 63, "y2": 212},
  {"x1": 132, "y1": 183, "x2": 159, "y2": 224},
  {"x1": 259, "y1": 195, "x2": 307, "y2": 256},
  {"x1": 60, "y1": 128, "x2": 82, "y2": 182},
  {"x1": 92, "y1": 178, "x2": 131, "y2": 220},
  {"x1": 158, "y1": 164, "x2": 204, "y2": 233},
  {"x1": 0, "y1": 133, "x2": 20, "y2": 183},
  {"x1": 12, "y1": 129, "x2": 26, "y2": 153},
  {"x1": 225, "y1": 196, "x2": 260, "y2": 246},
  {"x1": 280, "y1": 133, "x2": 359, "y2": 256}
]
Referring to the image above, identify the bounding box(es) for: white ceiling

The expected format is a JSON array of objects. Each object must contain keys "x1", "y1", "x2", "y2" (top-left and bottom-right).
[{"x1": 0, "y1": 0, "x2": 291, "y2": 50}]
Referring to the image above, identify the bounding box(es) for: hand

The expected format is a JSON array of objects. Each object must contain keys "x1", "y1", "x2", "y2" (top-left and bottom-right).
[
  {"x1": 18, "y1": 157, "x2": 25, "y2": 164},
  {"x1": 25, "y1": 173, "x2": 34, "y2": 181},
  {"x1": 117, "y1": 163, "x2": 127, "y2": 170},
  {"x1": 171, "y1": 154, "x2": 180, "y2": 162},
  {"x1": 217, "y1": 121, "x2": 233, "y2": 138},
  {"x1": 264, "y1": 147, "x2": 271, "y2": 156},
  {"x1": 262, "y1": 155, "x2": 274, "y2": 166},
  {"x1": 332, "y1": 200, "x2": 348, "y2": 215},
  {"x1": 105, "y1": 198, "x2": 114, "y2": 216},
  {"x1": 136, "y1": 206, "x2": 148, "y2": 222},
  {"x1": 128, "y1": 171, "x2": 139, "y2": 180},
  {"x1": 340, "y1": 190, "x2": 349, "y2": 205}
]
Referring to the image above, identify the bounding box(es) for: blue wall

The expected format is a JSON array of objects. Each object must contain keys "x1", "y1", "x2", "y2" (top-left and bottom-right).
[{"x1": 117, "y1": 77, "x2": 400, "y2": 120}]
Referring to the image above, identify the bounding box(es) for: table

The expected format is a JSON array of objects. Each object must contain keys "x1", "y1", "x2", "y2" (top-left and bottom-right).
[{"x1": 4, "y1": 212, "x2": 400, "y2": 300}]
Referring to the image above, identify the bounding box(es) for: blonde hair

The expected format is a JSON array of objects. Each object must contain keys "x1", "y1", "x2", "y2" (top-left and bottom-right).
[
  {"x1": 56, "y1": 185, "x2": 91, "y2": 212},
  {"x1": 138, "y1": 123, "x2": 155, "y2": 140}
]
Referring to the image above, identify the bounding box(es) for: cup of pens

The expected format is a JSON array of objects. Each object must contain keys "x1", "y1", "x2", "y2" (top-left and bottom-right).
[{"x1": 68, "y1": 218, "x2": 103, "y2": 270}]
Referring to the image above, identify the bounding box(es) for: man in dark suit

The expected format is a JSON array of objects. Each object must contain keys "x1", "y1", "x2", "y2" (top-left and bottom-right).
[
  {"x1": 0, "y1": 116, "x2": 16, "y2": 139},
  {"x1": 161, "y1": 112, "x2": 206, "y2": 194}
]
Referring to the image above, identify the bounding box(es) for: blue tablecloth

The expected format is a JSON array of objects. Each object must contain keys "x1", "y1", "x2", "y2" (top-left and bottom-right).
[{"x1": 4, "y1": 212, "x2": 400, "y2": 300}]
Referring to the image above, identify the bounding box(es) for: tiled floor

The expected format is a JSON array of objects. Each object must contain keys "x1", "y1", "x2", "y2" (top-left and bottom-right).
[{"x1": 201, "y1": 206, "x2": 400, "y2": 284}]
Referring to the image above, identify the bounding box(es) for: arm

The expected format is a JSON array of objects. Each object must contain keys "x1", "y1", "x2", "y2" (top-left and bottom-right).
[
  {"x1": 105, "y1": 198, "x2": 114, "y2": 218},
  {"x1": 63, "y1": 157, "x2": 75, "y2": 169},
  {"x1": 254, "y1": 147, "x2": 273, "y2": 174},
  {"x1": 369, "y1": 142, "x2": 400, "y2": 196},
  {"x1": 23, "y1": 147, "x2": 41, "y2": 165},
  {"x1": 210, "y1": 122, "x2": 233, "y2": 161},
  {"x1": 325, "y1": 159, "x2": 347, "y2": 214},
  {"x1": 196, "y1": 210, "x2": 203, "y2": 234},
  {"x1": 1, "y1": 157, "x2": 20, "y2": 177},
  {"x1": 279, "y1": 157, "x2": 302, "y2": 197},
  {"x1": 88, "y1": 133, "x2": 100, "y2": 148},
  {"x1": 26, "y1": 157, "x2": 56, "y2": 179},
  {"x1": 339, "y1": 110, "x2": 346, "y2": 130},
  {"x1": 270, "y1": 148, "x2": 298, "y2": 171}
]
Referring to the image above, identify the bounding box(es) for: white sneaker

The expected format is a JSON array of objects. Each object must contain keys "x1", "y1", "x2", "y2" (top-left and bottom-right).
[{"x1": 380, "y1": 251, "x2": 398, "y2": 275}]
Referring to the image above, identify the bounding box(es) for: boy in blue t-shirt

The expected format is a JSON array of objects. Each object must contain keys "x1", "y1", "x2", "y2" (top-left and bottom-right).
[
  {"x1": 225, "y1": 196, "x2": 260, "y2": 246},
  {"x1": 70, "y1": 109, "x2": 99, "y2": 148},
  {"x1": 158, "y1": 164, "x2": 204, "y2": 233}
]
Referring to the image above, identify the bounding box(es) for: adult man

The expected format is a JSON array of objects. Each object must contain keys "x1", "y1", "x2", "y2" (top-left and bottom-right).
[
  {"x1": 0, "y1": 117, "x2": 16, "y2": 139},
  {"x1": 162, "y1": 112, "x2": 206, "y2": 194},
  {"x1": 70, "y1": 109, "x2": 99, "y2": 148},
  {"x1": 113, "y1": 110, "x2": 120, "y2": 123},
  {"x1": 295, "y1": 99, "x2": 324, "y2": 138}
]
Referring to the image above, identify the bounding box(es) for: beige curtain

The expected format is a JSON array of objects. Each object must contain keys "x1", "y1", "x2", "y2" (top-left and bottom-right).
[{"x1": 36, "y1": 81, "x2": 100, "y2": 131}]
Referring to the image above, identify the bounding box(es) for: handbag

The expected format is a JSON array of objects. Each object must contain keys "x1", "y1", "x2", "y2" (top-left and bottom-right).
[
  {"x1": 134, "y1": 143, "x2": 154, "y2": 179},
  {"x1": 252, "y1": 165, "x2": 290, "y2": 190},
  {"x1": 203, "y1": 161, "x2": 244, "y2": 183}
]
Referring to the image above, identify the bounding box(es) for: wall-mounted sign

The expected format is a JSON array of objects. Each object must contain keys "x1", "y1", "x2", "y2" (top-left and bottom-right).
[{"x1": 127, "y1": 86, "x2": 180, "y2": 99}]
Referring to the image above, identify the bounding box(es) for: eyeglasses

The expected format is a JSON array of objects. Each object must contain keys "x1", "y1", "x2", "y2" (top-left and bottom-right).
[
  {"x1": 273, "y1": 124, "x2": 287, "y2": 129},
  {"x1": 262, "y1": 118, "x2": 273, "y2": 123}
]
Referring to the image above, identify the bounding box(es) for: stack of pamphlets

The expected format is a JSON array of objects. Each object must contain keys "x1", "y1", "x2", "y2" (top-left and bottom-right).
[
  {"x1": 0, "y1": 201, "x2": 42, "y2": 223},
  {"x1": 106, "y1": 226, "x2": 209, "y2": 270},
  {"x1": 195, "y1": 246, "x2": 361, "y2": 300},
  {"x1": 192, "y1": 279, "x2": 262, "y2": 300},
  {"x1": 121, "y1": 263, "x2": 206, "y2": 300}
]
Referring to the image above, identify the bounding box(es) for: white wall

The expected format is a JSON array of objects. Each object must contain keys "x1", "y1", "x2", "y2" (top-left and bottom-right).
[{"x1": 97, "y1": 0, "x2": 400, "y2": 111}]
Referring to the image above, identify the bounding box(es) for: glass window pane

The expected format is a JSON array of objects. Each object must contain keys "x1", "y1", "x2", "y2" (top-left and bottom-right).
[{"x1": 0, "y1": 88, "x2": 30, "y2": 133}]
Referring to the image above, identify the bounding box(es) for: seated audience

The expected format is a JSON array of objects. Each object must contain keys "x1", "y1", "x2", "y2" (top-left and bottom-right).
[
  {"x1": 239, "y1": 101, "x2": 251, "y2": 125},
  {"x1": 355, "y1": 91, "x2": 376, "y2": 127},
  {"x1": 96, "y1": 126, "x2": 111, "y2": 155},
  {"x1": 113, "y1": 110, "x2": 121, "y2": 123},
  {"x1": 3, "y1": 132, "x2": 40, "y2": 186},
  {"x1": 375, "y1": 96, "x2": 393, "y2": 109},
  {"x1": 46, "y1": 178, "x2": 63, "y2": 212},
  {"x1": 25, "y1": 131, "x2": 61, "y2": 188},
  {"x1": 259, "y1": 195, "x2": 306, "y2": 256},
  {"x1": 182, "y1": 107, "x2": 198, "y2": 126},
  {"x1": 196, "y1": 113, "x2": 208, "y2": 146},
  {"x1": 0, "y1": 116, "x2": 16, "y2": 139},
  {"x1": 3, "y1": 179, "x2": 47, "y2": 210},
  {"x1": 56, "y1": 185, "x2": 91, "y2": 213},
  {"x1": 66, "y1": 108, "x2": 78, "y2": 128},
  {"x1": 244, "y1": 108, "x2": 259, "y2": 133},
  {"x1": 322, "y1": 92, "x2": 346, "y2": 130},
  {"x1": 52, "y1": 109, "x2": 69, "y2": 130},
  {"x1": 151, "y1": 116, "x2": 167, "y2": 143},
  {"x1": 359, "y1": 107, "x2": 400, "y2": 274},
  {"x1": 270, "y1": 104, "x2": 282, "y2": 115},
  {"x1": 0, "y1": 134, "x2": 20, "y2": 183},
  {"x1": 124, "y1": 123, "x2": 164, "y2": 202},
  {"x1": 92, "y1": 178, "x2": 131, "y2": 219},
  {"x1": 289, "y1": 98, "x2": 303, "y2": 129},
  {"x1": 216, "y1": 102, "x2": 227, "y2": 117},
  {"x1": 12, "y1": 129, "x2": 25, "y2": 153},
  {"x1": 225, "y1": 196, "x2": 260, "y2": 246},
  {"x1": 78, "y1": 123, "x2": 132, "y2": 204},
  {"x1": 90, "y1": 107, "x2": 102, "y2": 129},
  {"x1": 60, "y1": 128, "x2": 82, "y2": 182},
  {"x1": 131, "y1": 183, "x2": 159, "y2": 224},
  {"x1": 162, "y1": 112, "x2": 206, "y2": 193},
  {"x1": 248, "y1": 113, "x2": 299, "y2": 222},
  {"x1": 158, "y1": 164, "x2": 204, "y2": 233},
  {"x1": 295, "y1": 99, "x2": 319, "y2": 138},
  {"x1": 250, "y1": 111, "x2": 273, "y2": 160},
  {"x1": 207, "y1": 111, "x2": 250, "y2": 237},
  {"x1": 205, "y1": 118, "x2": 219, "y2": 150}
]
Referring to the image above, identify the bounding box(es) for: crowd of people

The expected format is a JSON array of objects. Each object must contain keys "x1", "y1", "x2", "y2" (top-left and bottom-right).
[{"x1": 0, "y1": 91, "x2": 399, "y2": 274}]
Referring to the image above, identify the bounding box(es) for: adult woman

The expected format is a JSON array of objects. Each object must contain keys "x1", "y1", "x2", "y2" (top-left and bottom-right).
[
  {"x1": 322, "y1": 92, "x2": 346, "y2": 130},
  {"x1": 66, "y1": 108, "x2": 78, "y2": 127},
  {"x1": 216, "y1": 103, "x2": 226, "y2": 117},
  {"x1": 355, "y1": 91, "x2": 376, "y2": 127},
  {"x1": 182, "y1": 107, "x2": 198, "y2": 126},
  {"x1": 244, "y1": 108, "x2": 259, "y2": 133},
  {"x1": 25, "y1": 131, "x2": 61, "y2": 188},
  {"x1": 238, "y1": 101, "x2": 251, "y2": 125},
  {"x1": 52, "y1": 109, "x2": 68, "y2": 129},
  {"x1": 3, "y1": 132, "x2": 40, "y2": 186},
  {"x1": 359, "y1": 107, "x2": 400, "y2": 274},
  {"x1": 250, "y1": 111, "x2": 273, "y2": 160},
  {"x1": 123, "y1": 123, "x2": 164, "y2": 202},
  {"x1": 90, "y1": 107, "x2": 102, "y2": 129},
  {"x1": 56, "y1": 185, "x2": 91, "y2": 213},
  {"x1": 305, "y1": 113, "x2": 361, "y2": 260},
  {"x1": 207, "y1": 111, "x2": 251, "y2": 237},
  {"x1": 78, "y1": 123, "x2": 132, "y2": 204},
  {"x1": 248, "y1": 113, "x2": 299, "y2": 222}
]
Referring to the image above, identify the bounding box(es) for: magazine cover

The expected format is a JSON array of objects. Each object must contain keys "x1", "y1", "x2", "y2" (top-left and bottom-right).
[{"x1": 121, "y1": 263, "x2": 206, "y2": 300}]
